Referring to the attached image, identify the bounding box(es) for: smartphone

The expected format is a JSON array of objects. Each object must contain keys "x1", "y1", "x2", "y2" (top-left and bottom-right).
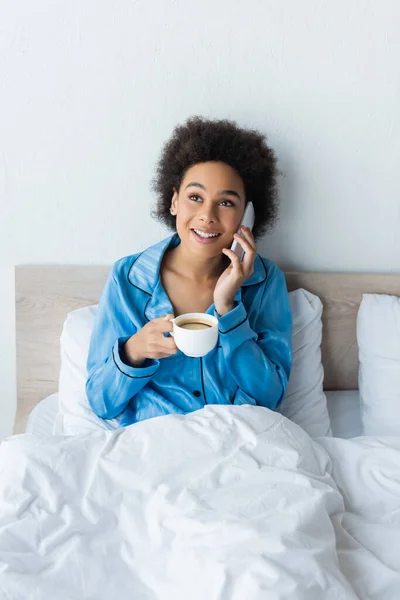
[{"x1": 230, "y1": 201, "x2": 255, "y2": 261}]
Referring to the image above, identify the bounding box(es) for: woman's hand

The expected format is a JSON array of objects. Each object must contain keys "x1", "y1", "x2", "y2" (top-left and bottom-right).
[
  {"x1": 121, "y1": 314, "x2": 178, "y2": 367},
  {"x1": 214, "y1": 226, "x2": 257, "y2": 316}
]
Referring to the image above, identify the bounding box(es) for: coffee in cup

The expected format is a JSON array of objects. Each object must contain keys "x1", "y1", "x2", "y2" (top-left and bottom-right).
[
  {"x1": 178, "y1": 318, "x2": 212, "y2": 331},
  {"x1": 170, "y1": 313, "x2": 219, "y2": 357}
]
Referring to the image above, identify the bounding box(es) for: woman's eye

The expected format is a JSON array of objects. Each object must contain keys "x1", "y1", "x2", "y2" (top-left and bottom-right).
[{"x1": 188, "y1": 195, "x2": 234, "y2": 207}]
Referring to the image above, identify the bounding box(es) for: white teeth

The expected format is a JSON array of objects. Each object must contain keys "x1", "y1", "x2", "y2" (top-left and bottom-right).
[{"x1": 193, "y1": 229, "x2": 220, "y2": 238}]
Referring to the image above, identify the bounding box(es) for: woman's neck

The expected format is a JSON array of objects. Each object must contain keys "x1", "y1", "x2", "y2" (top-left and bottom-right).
[{"x1": 164, "y1": 242, "x2": 227, "y2": 284}]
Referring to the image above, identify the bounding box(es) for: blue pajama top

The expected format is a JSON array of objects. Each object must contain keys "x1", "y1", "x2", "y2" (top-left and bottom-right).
[{"x1": 86, "y1": 233, "x2": 292, "y2": 427}]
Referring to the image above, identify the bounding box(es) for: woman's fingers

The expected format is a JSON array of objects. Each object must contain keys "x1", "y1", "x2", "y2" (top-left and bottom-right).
[
  {"x1": 232, "y1": 227, "x2": 256, "y2": 274},
  {"x1": 233, "y1": 229, "x2": 256, "y2": 254},
  {"x1": 152, "y1": 314, "x2": 174, "y2": 332},
  {"x1": 222, "y1": 248, "x2": 243, "y2": 272},
  {"x1": 150, "y1": 351, "x2": 176, "y2": 359},
  {"x1": 238, "y1": 226, "x2": 256, "y2": 249},
  {"x1": 148, "y1": 341, "x2": 177, "y2": 356},
  {"x1": 137, "y1": 314, "x2": 178, "y2": 359},
  {"x1": 158, "y1": 336, "x2": 178, "y2": 350}
]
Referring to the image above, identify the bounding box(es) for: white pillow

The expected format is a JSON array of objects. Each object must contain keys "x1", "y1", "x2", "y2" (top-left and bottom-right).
[
  {"x1": 357, "y1": 293, "x2": 400, "y2": 436},
  {"x1": 57, "y1": 288, "x2": 331, "y2": 438},
  {"x1": 57, "y1": 306, "x2": 121, "y2": 435},
  {"x1": 280, "y1": 289, "x2": 332, "y2": 438}
]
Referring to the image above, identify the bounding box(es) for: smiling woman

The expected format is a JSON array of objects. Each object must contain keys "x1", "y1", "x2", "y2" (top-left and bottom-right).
[
  {"x1": 85, "y1": 116, "x2": 292, "y2": 428},
  {"x1": 162, "y1": 160, "x2": 253, "y2": 318},
  {"x1": 151, "y1": 116, "x2": 279, "y2": 240}
]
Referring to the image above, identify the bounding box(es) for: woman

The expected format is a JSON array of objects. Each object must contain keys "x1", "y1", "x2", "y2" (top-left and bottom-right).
[{"x1": 86, "y1": 116, "x2": 292, "y2": 427}]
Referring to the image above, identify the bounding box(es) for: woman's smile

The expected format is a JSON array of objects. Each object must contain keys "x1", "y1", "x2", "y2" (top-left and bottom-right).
[{"x1": 191, "y1": 228, "x2": 223, "y2": 244}]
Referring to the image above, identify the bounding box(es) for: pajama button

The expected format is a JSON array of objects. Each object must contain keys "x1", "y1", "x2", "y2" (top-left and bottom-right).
[{"x1": 193, "y1": 390, "x2": 201, "y2": 397}]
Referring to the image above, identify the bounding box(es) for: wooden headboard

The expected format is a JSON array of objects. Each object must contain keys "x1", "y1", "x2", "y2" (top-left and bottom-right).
[{"x1": 14, "y1": 267, "x2": 400, "y2": 433}]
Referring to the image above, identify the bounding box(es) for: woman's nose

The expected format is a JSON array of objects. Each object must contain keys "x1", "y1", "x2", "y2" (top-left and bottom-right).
[{"x1": 198, "y1": 206, "x2": 217, "y2": 223}]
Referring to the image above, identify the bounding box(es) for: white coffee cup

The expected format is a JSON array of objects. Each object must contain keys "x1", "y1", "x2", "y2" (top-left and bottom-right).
[{"x1": 170, "y1": 313, "x2": 219, "y2": 357}]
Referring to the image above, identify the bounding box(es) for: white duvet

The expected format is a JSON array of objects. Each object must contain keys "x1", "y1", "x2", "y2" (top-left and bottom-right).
[{"x1": 0, "y1": 406, "x2": 399, "y2": 600}]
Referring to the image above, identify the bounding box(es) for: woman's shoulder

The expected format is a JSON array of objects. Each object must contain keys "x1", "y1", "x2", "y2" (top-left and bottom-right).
[
  {"x1": 252, "y1": 254, "x2": 285, "y2": 288},
  {"x1": 110, "y1": 251, "x2": 143, "y2": 282},
  {"x1": 109, "y1": 235, "x2": 176, "y2": 292}
]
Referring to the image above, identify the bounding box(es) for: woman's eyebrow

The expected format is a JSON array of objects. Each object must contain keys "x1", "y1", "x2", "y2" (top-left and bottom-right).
[{"x1": 184, "y1": 182, "x2": 241, "y2": 200}]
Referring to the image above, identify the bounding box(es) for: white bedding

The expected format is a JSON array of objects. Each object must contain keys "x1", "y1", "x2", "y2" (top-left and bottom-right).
[
  {"x1": 25, "y1": 393, "x2": 59, "y2": 437},
  {"x1": 1, "y1": 405, "x2": 400, "y2": 599},
  {"x1": 325, "y1": 390, "x2": 362, "y2": 439},
  {"x1": 319, "y1": 435, "x2": 400, "y2": 600},
  {"x1": 26, "y1": 390, "x2": 363, "y2": 439}
]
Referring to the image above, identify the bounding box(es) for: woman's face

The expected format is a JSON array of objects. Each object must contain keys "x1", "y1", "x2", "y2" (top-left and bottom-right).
[{"x1": 170, "y1": 161, "x2": 246, "y2": 258}]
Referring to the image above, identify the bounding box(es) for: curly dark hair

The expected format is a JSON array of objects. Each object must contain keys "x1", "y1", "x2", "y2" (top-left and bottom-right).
[{"x1": 150, "y1": 116, "x2": 280, "y2": 240}]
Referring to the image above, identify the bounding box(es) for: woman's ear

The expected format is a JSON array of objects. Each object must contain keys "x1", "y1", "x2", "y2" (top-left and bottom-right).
[{"x1": 170, "y1": 188, "x2": 178, "y2": 216}]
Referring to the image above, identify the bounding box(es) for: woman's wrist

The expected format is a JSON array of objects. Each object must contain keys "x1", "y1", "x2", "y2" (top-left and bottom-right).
[
  {"x1": 215, "y1": 302, "x2": 235, "y2": 317},
  {"x1": 120, "y1": 335, "x2": 145, "y2": 368}
]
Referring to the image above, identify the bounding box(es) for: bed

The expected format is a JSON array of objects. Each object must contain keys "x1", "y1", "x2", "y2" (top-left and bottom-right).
[
  {"x1": 14, "y1": 267, "x2": 400, "y2": 436},
  {"x1": 2, "y1": 266, "x2": 399, "y2": 599},
  {"x1": 24, "y1": 389, "x2": 362, "y2": 439}
]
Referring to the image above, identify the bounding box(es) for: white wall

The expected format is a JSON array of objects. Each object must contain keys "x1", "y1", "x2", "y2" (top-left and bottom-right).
[{"x1": 1, "y1": 0, "x2": 400, "y2": 438}]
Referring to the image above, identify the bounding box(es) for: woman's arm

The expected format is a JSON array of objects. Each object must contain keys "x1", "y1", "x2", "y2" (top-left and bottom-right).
[
  {"x1": 217, "y1": 265, "x2": 292, "y2": 410},
  {"x1": 86, "y1": 261, "x2": 161, "y2": 419}
]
